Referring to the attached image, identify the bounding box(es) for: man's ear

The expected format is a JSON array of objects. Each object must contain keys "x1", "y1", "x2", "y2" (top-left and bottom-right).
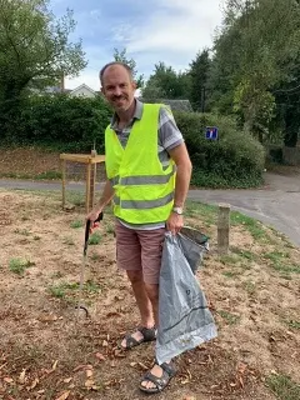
[{"x1": 132, "y1": 80, "x2": 137, "y2": 91}]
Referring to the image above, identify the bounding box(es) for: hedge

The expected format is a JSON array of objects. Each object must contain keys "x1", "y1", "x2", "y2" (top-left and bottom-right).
[
  {"x1": 1, "y1": 94, "x2": 112, "y2": 153},
  {"x1": 0, "y1": 95, "x2": 265, "y2": 188},
  {"x1": 173, "y1": 111, "x2": 265, "y2": 188}
]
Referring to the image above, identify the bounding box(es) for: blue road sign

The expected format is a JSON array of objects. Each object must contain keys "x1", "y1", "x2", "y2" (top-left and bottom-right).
[{"x1": 205, "y1": 126, "x2": 218, "y2": 140}]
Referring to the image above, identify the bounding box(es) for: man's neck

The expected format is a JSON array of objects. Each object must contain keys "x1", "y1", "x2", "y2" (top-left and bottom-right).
[{"x1": 117, "y1": 99, "x2": 136, "y2": 125}]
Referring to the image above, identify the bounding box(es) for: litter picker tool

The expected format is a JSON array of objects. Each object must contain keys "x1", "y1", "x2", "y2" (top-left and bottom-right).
[{"x1": 75, "y1": 212, "x2": 103, "y2": 319}]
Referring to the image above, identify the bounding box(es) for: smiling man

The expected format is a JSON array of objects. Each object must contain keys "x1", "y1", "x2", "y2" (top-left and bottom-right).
[{"x1": 86, "y1": 61, "x2": 192, "y2": 394}]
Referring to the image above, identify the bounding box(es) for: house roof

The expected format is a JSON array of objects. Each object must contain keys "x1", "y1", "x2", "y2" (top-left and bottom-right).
[{"x1": 69, "y1": 83, "x2": 96, "y2": 95}]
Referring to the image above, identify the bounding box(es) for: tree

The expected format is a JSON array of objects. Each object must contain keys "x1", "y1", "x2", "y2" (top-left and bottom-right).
[
  {"x1": 189, "y1": 49, "x2": 212, "y2": 111},
  {"x1": 209, "y1": 0, "x2": 300, "y2": 142},
  {"x1": 113, "y1": 47, "x2": 144, "y2": 88},
  {"x1": 0, "y1": 0, "x2": 87, "y2": 102},
  {"x1": 142, "y1": 62, "x2": 190, "y2": 100}
]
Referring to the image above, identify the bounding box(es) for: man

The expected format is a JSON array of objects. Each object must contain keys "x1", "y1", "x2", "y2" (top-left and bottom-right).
[{"x1": 86, "y1": 61, "x2": 192, "y2": 393}]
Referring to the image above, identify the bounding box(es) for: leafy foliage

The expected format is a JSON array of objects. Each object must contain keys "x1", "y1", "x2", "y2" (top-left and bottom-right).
[
  {"x1": 113, "y1": 48, "x2": 144, "y2": 88},
  {"x1": 142, "y1": 62, "x2": 191, "y2": 100},
  {"x1": 173, "y1": 110, "x2": 265, "y2": 188},
  {"x1": 189, "y1": 49, "x2": 212, "y2": 112},
  {"x1": 209, "y1": 0, "x2": 300, "y2": 143},
  {"x1": 1, "y1": 94, "x2": 112, "y2": 152},
  {"x1": 0, "y1": 0, "x2": 87, "y2": 138}
]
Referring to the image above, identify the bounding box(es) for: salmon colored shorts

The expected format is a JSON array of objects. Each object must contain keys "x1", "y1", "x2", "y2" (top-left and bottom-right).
[{"x1": 115, "y1": 220, "x2": 166, "y2": 285}]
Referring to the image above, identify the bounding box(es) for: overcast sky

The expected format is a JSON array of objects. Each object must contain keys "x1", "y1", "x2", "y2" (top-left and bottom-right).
[{"x1": 51, "y1": 0, "x2": 225, "y2": 90}]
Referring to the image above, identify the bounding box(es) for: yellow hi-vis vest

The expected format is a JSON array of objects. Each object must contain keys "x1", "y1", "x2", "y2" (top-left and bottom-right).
[{"x1": 105, "y1": 103, "x2": 176, "y2": 224}]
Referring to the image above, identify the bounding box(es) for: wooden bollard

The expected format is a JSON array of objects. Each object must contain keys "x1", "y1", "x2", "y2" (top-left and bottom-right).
[{"x1": 218, "y1": 203, "x2": 231, "y2": 255}]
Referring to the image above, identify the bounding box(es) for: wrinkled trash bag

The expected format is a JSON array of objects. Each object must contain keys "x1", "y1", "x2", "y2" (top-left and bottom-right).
[
  {"x1": 156, "y1": 229, "x2": 217, "y2": 365},
  {"x1": 178, "y1": 226, "x2": 210, "y2": 274}
]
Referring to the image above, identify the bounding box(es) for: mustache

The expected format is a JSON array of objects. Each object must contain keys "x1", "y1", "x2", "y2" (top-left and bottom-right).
[{"x1": 112, "y1": 95, "x2": 127, "y2": 101}]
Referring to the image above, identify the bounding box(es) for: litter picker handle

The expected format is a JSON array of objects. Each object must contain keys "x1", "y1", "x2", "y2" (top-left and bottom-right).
[{"x1": 84, "y1": 212, "x2": 103, "y2": 252}]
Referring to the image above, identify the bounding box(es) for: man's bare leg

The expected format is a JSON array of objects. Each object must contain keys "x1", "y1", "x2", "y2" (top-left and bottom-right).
[
  {"x1": 140, "y1": 283, "x2": 172, "y2": 391},
  {"x1": 121, "y1": 271, "x2": 155, "y2": 348}
]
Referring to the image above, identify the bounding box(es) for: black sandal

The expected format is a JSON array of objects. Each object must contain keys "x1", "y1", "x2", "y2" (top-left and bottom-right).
[
  {"x1": 139, "y1": 361, "x2": 176, "y2": 394},
  {"x1": 120, "y1": 326, "x2": 157, "y2": 350}
]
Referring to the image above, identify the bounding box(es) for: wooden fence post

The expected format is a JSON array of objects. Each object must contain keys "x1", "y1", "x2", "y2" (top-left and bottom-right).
[{"x1": 218, "y1": 203, "x2": 231, "y2": 255}]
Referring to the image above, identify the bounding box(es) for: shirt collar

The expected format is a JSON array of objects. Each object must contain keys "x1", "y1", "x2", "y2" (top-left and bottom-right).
[{"x1": 111, "y1": 99, "x2": 143, "y2": 128}]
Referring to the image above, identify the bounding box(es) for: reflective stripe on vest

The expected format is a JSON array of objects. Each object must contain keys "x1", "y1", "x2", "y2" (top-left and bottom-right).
[
  {"x1": 109, "y1": 165, "x2": 176, "y2": 187},
  {"x1": 113, "y1": 191, "x2": 174, "y2": 209}
]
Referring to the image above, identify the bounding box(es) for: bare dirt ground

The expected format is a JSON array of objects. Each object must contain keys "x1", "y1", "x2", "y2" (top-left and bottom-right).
[
  {"x1": 0, "y1": 189, "x2": 299, "y2": 400},
  {"x1": 0, "y1": 147, "x2": 106, "y2": 182}
]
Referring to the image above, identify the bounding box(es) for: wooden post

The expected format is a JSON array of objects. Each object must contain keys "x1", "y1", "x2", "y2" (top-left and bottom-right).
[
  {"x1": 86, "y1": 162, "x2": 91, "y2": 214},
  {"x1": 62, "y1": 159, "x2": 66, "y2": 209},
  {"x1": 89, "y1": 163, "x2": 97, "y2": 211},
  {"x1": 218, "y1": 203, "x2": 231, "y2": 254}
]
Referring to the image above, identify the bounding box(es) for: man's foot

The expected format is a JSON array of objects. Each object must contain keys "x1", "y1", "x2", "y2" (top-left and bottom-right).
[
  {"x1": 139, "y1": 361, "x2": 176, "y2": 394},
  {"x1": 120, "y1": 326, "x2": 156, "y2": 350}
]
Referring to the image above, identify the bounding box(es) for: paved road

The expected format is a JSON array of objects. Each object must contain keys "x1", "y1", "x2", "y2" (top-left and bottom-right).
[{"x1": 1, "y1": 173, "x2": 300, "y2": 246}]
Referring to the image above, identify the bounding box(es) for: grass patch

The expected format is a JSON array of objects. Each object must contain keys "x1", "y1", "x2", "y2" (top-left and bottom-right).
[
  {"x1": 243, "y1": 280, "x2": 256, "y2": 295},
  {"x1": 266, "y1": 374, "x2": 300, "y2": 400},
  {"x1": 62, "y1": 236, "x2": 75, "y2": 245},
  {"x1": 185, "y1": 201, "x2": 217, "y2": 225},
  {"x1": 9, "y1": 258, "x2": 35, "y2": 275},
  {"x1": 264, "y1": 251, "x2": 300, "y2": 275},
  {"x1": 105, "y1": 223, "x2": 115, "y2": 235},
  {"x1": 67, "y1": 191, "x2": 85, "y2": 207},
  {"x1": 14, "y1": 228, "x2": 31, "y2": 236},
  {"x1": 284, "y1": 320, "x2": 300, "y2": 330},
  {"x1": 222, "y1": 271, "x2": 240, "y2": 278},
  {"x1": 48, "y1": 280, "x2": 102, "y2": 298},
  {"x1": 70, "y1": 219, "x2": 84, "y2": 229},
  {"x1": 88, "y1": 232, "x2": 102, "y2": 245},
  {"x1": 218, "y1": 310, "x2": 241, "y2": 325},
  {"x1": 34, "y1": 170, "x2": 62, "y2": 180},
  {"x1": 231, "y1": 212, "x2": 270, "y2": 241}
]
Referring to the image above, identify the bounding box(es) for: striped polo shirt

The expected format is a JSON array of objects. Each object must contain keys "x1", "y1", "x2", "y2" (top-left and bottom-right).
[{"x1": 110, "y1": 99, "x2": 184, "y2": 230}]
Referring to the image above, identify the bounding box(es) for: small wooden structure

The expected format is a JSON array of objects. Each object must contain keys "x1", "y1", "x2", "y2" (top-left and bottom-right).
[{"x1": 60, "y1": 153, "x2": 105, "y2": 213}]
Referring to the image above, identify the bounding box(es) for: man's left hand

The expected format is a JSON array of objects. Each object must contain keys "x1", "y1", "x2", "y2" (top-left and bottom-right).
[{"x1": 166, "y1": 212, "x2": 183, "y2": 235}]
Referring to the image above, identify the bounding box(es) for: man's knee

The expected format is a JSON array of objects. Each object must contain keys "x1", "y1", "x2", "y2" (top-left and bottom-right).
[
  {"x1": 127, "y1": 270, "x2": 143, "y2": 284},
  {"x1": 144, "y1": 283, "x2": 159, "y2": 303}
]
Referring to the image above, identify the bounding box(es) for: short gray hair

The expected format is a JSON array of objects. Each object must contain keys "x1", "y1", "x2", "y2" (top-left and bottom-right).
[{"x1": 99, "y1": 62, "x2": 134, "y2": 86}]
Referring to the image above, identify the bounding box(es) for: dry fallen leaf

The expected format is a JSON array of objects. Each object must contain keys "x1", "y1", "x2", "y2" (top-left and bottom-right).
[
  {"x1": 63, "y1": 377, "x2": 73, "y2": 383},
  {"x1": 130, "y1": 362, "x2": 137, "y2": 367},
  {"x1": 85, "y1": 378, "x2": 96, "y2": 390},
  {"x1": 30, "y1": 377, "x2": 39, "y2": 390},
  {"x1": 95, "y1": 352, "x2": 106, "y2": 361},
  {"x1": 38, "y1": 314, "x2": 58, "y2": 322},
  {"x1": 4, "y1": 377, "x2": 13, "y2": 383},
  {"x1": 52, "y1": 360, "x2": 59, "y2": 371},
  {"x1": 138, "y1": 362, "x2": 149, "y2": 371},
  {"x1": 19, "y1": 369, "x2": 26, "y2": 384},
  {"x1": 238, "y1": 362, "x2": 248, "y2": 375},
  {"x1": 102, "y1": 340, "x2": 109, "y2": 347},
  {"x1": 55, "y1": 390, "x2": 70, "y2": 400},
  {"x1": 86, "y1": 369, "x2": 93, "y2": 378},
  {"x1": 73, "y1": 364, "x2": 93, "y2": 372}
]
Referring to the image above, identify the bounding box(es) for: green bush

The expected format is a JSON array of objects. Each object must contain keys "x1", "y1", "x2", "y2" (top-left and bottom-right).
[
  {"x1": 173, "y1": 111, "x2": 265, "y2": 188},
  {"x1": 1, "y1": 94, "x2": 112, "y2": 153},
  {"x1": 0, "y1": 95, "x2": 265, "y2": 188}
]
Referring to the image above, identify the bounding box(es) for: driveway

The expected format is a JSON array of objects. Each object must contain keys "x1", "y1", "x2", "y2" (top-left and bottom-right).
[{"x1": 1, "y1": 172, "x2": 299, "y2": 246}]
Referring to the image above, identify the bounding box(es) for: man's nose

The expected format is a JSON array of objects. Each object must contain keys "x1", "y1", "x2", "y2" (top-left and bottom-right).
[{"x1": 113, "y1": 86, "x2": 122, "y2": 96}]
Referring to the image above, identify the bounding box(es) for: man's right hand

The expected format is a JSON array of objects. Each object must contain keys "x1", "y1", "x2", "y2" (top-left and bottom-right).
[{"x1": 86, "y1": 208, "x2": 102, "y2": 232}]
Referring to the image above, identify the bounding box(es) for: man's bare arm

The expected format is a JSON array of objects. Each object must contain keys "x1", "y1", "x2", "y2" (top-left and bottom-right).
[{"x1": 168, "y1": 143, "x2": 192, "y2": 208}]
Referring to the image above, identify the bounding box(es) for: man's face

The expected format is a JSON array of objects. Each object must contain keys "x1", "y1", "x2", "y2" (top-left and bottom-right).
[{"x1": 101, "y1": 65, "x2": 136, "y2": 113}]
